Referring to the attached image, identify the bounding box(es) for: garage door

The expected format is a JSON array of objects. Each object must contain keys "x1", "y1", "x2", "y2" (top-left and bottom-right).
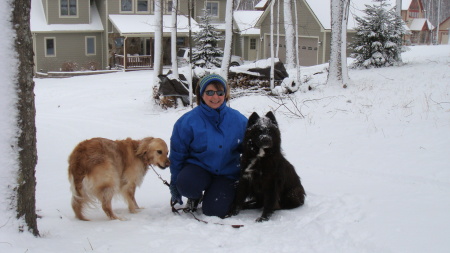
[{"x1": 264, "y1": 35, "x2": 318, "y2": 66}]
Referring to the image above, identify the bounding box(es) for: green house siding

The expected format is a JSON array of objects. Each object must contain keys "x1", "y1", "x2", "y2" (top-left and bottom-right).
[
  {"x1": 46, "y1": 0, "x2": 91, "y2": 25},
  {"x1": 259, "y1": 0, "x2": 325, "y2": 66},
  {"x1": 34, "y1": 32, "x2": 103, "y2": 72}
]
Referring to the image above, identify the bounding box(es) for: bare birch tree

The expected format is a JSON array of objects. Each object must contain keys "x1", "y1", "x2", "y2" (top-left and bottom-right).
[
  {"x1": 283, "y1": 0, "x2": 295, "y2": 70},
  {"x1": 220, "y1": 0, "x2": 234, "y2": 80},
  {"x1": 396, "y1": 0, "x2": 402, "y2": 16},
  {"x1": 153, "y1": 0, "x2": 163, "y2": 87},
  {"x1": 11, "y1": 0, "x2": 39, "y2": 236},
  {"x1": 327, "y1": 0, "x2": 350, "y2": 88},
  {"x1": 171, "y1": 0, "x2": 179, "y2": 78},
  {"x1": 270, "y1": 0, "x2": 275, "y2": 90},
  {"x1": 293, "y1": 0, "x2": 301, "y2": 90}
]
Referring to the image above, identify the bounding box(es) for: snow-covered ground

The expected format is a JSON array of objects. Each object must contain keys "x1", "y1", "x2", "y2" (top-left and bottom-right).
[{"x1": 1, "y1": 45, "x2": 449, "y2": 253}]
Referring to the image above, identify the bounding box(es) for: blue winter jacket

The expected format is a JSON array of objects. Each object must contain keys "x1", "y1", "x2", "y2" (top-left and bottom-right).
[{"x1": 169, "y1": 102, "x2": 248, "y2": 185}]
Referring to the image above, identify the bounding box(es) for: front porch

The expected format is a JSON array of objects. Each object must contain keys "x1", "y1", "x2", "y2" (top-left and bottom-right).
[
  {"x1": 108, "y1": 14, "x2": 199, "y2": 71},
  {"x1": 113, "y1": 54, "x2": 153, "y2": 70}
]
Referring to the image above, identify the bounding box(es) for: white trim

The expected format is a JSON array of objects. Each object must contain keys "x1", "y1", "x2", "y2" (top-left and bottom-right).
[
  {"x1": 44, "y1": 37, "x2": 56, "y2": 57},
  {"x1": 85, "y1": 36, "x2": 96, "y2": 56},
  {"x1": 59, "y1": 0, "x2": 79, "y2": 18}
]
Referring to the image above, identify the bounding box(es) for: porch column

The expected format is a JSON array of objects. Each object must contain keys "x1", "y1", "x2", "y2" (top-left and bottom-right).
[{"x1": 124, "y1": 37, "x2": 128, "y2": 70}]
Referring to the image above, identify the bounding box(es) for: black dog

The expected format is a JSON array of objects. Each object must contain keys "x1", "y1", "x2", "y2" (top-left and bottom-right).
[{"x1": 228, "y1": 111, "x2": 305, "y2": 222}]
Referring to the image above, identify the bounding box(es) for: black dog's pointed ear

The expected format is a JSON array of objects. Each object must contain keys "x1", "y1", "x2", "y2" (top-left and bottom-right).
[
  {"x1": 247, "y1": 112, "x2": 260, "y2": 127},
  {"x1": 265, "y1": 111, "x2": 278, "y2": 126}
]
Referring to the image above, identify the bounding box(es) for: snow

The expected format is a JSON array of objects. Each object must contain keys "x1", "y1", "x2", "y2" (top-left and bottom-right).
[
  {"x1": 305, "y1": 0, "x2": 399, "y2": 30},
  {"x1": 0, "y1": 43, "x2": 449, "y2": 252},
  {"x1": 409, "y1": 18, "x2": 436, "y2": 31},
  {"x1": 0, "y1": 0, "x2": 19, "y2": 229},
  {"x1": 109, "y1": 14, "x2": 200, "y2": 36},
  {"x1": 233, "y1": 11, "x2": 263, "y2": 35},
  {"x1": 0, "y1": 0, "x2": 447, "y2": 251},
  {"x1": 255, "y1": 0, "x2": 269, "y2": 9},
  {"x1": 402, "y1": 0, "x2": 413, "y2": 10}
]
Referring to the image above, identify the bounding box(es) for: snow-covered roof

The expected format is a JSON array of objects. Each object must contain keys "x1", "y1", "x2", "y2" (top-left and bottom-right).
[
  {"x1": 256, "y1": 0, "x2": 400, "y2": 31},
  {"x1": 402, "y1": 0, "x2": 413, "y2": 10},
  {"x1": 109, "y1": 15, "x2": 200, "y2": 36},
  {"x1": 409, "y1": 18, "x2": 435, "y2": 31},
  {"x1": 30, "y1": 0, "x2": 104, "y2": 32},
  {"x1": 234, "y1": 11, "x2": 263, "y2": 35},
  {"x1": 307, "y1": 0, "x2": 400, "y2": 30},
  {"x1": 255, "y1": 0, "x2": 268, "y2": 9}
]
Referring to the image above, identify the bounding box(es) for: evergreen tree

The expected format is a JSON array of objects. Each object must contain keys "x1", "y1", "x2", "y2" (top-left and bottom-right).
[
  {"x1": 350, "y1": 1, "x2": 406, "y2": 68},
  {"x1": 192, "y1": 11, "x2": 223, "y2": 68}
]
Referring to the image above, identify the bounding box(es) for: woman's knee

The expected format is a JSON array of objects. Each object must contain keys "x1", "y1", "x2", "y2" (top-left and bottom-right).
[
  {"x1": 201, "y1": 178, "x2": 236, "y2": 217},
  {"x1": 176, "y1": 164, "x2": 211, "y2": 199}
]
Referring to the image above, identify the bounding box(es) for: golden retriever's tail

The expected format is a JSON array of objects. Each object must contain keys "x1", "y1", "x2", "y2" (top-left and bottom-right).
[
  {"x1": 68, "y1": 174, "x2": 89, "y2": 221},
  {"x1": 68, "y1": 148, "x2": 92, "y2": 221}
]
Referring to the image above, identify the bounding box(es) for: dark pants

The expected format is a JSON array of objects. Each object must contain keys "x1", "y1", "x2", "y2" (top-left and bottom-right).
[{"x1": 176, "y1": 164, "x2": 236, "y2": 218}]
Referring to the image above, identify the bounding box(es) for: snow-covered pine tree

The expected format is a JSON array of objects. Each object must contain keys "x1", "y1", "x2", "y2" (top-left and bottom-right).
[
  {"x1": 350, "y1": 0, "x2": 406, "y2": 68},
  {"x1": 192, "y1": 10, "x2": 223, "y2": 68}
]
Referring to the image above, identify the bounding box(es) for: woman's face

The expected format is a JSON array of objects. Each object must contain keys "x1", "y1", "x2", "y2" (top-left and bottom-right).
[{"x1": 202, "y1": 84, "x2": 225, "y2": 109}]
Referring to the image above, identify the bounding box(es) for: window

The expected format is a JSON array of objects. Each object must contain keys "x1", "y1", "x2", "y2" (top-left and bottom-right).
[
  {"x1": 121, "y1": 0, "x2": 133, "y2": 12},
  {"x1": 176, "y1": 37, "x2": 185, "y2": 46},
  {"x1": 60, "y1": 0, "x2": 77, "y2": 16},
  {"x1": 137, "y1": 0, "x2": 149, "y2": 12},
  {"x1": 115, "y1": 38, "x2": 124, "y2": 48},
  {"x1": 166, "y1": 1, "x2": 173, "y2": 14},
  {"x1": 206, "y1": 2, "x2": 219, "y2": 17},
  {"x1": 250, "y1": 38, "x2": 256, "y2": 50},
  {"x1": 45, "y1": 38, "x2": 56, "y2": 57},
  {"x1": 86, "y1": 36, "x2": 96, "y2": 55}
]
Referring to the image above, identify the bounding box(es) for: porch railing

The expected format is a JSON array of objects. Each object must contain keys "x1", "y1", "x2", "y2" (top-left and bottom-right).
[{"x1": 114, "y1": 54, "x2": 153, "y2": 70}]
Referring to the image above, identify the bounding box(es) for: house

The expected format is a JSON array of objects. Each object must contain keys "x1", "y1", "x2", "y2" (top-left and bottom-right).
[
  {"x1": 233, "y1": 10, "x2": 263, "y2": 61},
  {"x1": 252, "y1": 0, "x2": 369, "y2": 67},
  {"x1": 401, "y1": 0, "x2": 435, "y2": 45},
  {"x1": 31, "y1": 0, "x2": 105, "y2": 73},
  {"x1": 434, "y1": 17, "x2": 450, "y2": 45},
  {"x1": 250, "y1": 0, "x2": 437, "y2": 67},
  {"x1": 30, "y1": 0, "x2": 244, "y2": 73}
]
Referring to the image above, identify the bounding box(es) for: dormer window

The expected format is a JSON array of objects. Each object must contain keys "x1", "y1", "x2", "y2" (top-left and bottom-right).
[
  {"x1": 60, "y1": 0, "x2": 77, "y2": 16},
  {"x1": 166, "y1": 1, "x2": 173, "y2": 13},
  {"x1": 206, "y1": 2, "x2": 219, "y2": 17},
  {"x1": 137, "y1": 0, "x2": 150, "y2": 12},
  {"x1": 121, "y1": 0, "x2": 133, "y2": 12}
]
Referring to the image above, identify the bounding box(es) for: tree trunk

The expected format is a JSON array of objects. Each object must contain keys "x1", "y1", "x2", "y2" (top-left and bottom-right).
[
  {"x1": 396, "y1": 0, "x2": 402, "y2": 16},
  {"x1": 220, "y1": 0, "x2": 234, "y2": 80},
  {"x1": 283, "y1": 0, "x2": 295, "y2": 70},
  {"x1": 327, "y1": 0, "x2": 345, "y2": 85},
  {"x1": 270, "y1": 0, "x2": 275, "y2": 90},
  {"x1": 340, "y1": 0, "x2": 350, "y2": 87},
  {"x1": 171, "y1": 0, "x2": 179, "y2": 78},
  {"x1": 153, "y1": 0, "x2": 163, "y2": 87},
  {"x1": 12, "y1": 0, "x2": 39, "y2": 236}
]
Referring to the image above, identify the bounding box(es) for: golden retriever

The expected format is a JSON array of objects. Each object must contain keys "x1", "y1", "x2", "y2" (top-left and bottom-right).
[{"x1": 68, "y1": 137, "x2": 170, "y2": 221}]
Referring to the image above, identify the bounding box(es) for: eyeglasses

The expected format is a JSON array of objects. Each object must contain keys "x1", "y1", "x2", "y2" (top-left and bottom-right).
[{"x1": 204, "y1": 90, "x2": 225, "y2": 96}]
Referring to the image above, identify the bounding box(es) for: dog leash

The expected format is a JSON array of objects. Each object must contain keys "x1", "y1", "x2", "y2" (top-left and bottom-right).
[
  {"x1": 149, "y1": 165, "x2": 244, "y2": 228},
  {"x1": 149, "y1": 164, "x2": 170, "y2": 187}
]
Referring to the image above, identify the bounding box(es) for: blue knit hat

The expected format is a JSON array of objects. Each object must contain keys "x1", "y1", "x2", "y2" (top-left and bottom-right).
[{"x1": 199, "y1": 74, "x2": 227, "y2": 96}]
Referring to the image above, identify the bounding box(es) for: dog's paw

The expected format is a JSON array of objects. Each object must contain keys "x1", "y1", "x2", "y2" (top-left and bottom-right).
[
  {"x1": 129, "y1": 208, "x2": 144, "y2": 214},
  {"x1": 255, "y1": 216, "x2": 269, "y2": 222}
]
